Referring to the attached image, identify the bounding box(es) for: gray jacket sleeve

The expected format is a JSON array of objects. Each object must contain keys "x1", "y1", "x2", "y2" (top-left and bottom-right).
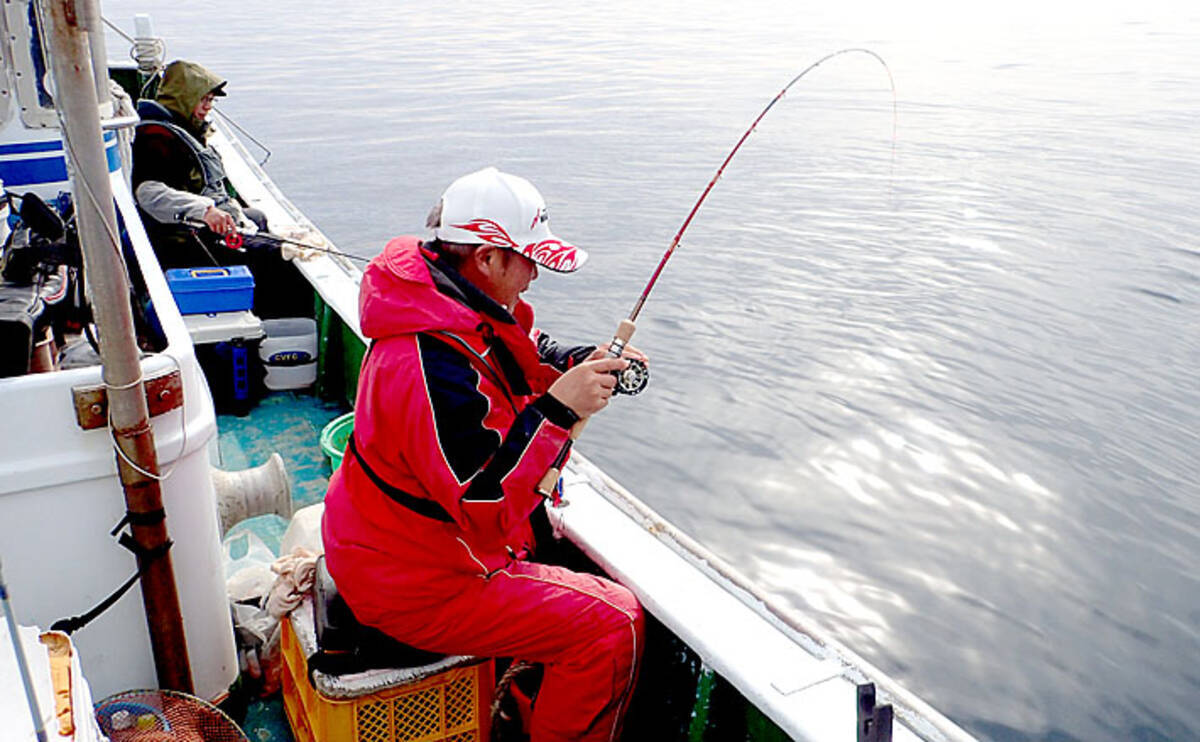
[{"x1": 135, "y1": 180, "x2": 213, "y2": 225}]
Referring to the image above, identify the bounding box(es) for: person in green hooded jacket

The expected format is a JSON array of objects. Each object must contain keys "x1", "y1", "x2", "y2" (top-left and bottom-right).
[{"x1": 132, "y1": 60, "x2": 308, "y2": 316}]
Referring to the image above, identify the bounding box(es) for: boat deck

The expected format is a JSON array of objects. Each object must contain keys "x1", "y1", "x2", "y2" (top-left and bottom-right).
[
  {"x1": 216, "y1": 389, "x2": 348, "y2": 740},
  {"x1": 214, "y1": 391, "x2": 347, "y2": 514}
]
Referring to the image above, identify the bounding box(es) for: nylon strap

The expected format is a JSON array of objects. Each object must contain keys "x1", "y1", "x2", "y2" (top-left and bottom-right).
[
  {"x1": 109, "y1": 507, "x2": 166, "y2": 536},
  {"x1": 50, "y1": 531, "x2": 174, "y2": 635},
  {"x1": 348, "y1": 435, "x2": 455, "y2": 523}
]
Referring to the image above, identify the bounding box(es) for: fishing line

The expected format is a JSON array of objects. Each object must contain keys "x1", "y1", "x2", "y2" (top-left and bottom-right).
[
  {"x1": 628, "y1": 47, "x2": 897, "y2": 324},
  {"x1": 612, "y1": 48, "x2": 896, "y2": 388},
  {"x1": 211, "y1": 107, "x2": 273, "y2": 166},
  {"x1": 537, "y1": 48, "x2": 897, "y2": 496}
]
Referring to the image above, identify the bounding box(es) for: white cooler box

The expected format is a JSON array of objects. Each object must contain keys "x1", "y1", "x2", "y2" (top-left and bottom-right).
[{"x1": 260, "y1": 318, "x2": 318, "y2": 390}]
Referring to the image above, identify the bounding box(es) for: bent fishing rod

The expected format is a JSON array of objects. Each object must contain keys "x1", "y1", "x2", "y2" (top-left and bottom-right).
[{"x1": 537, "y1": 47, "x2": 897, "y2": 498}]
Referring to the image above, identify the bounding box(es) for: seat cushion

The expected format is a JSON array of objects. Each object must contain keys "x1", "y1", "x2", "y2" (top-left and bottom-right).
[{"x1": 310, "y1": 555, "x2": 446, "y2": 676}]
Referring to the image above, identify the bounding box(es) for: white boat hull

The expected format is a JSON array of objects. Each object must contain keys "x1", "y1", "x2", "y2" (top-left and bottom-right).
[{"x1": 0, "y1": 173, "x2": 238, "y2": 701}]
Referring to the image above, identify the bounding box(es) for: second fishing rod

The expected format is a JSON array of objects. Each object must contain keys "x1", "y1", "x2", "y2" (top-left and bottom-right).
[
  {"x1": 183, "y1": 219, "x2": 372, "y2": 263},
  {"x1": 536, "y1": 48, "x2": 897, "y2": 498}
]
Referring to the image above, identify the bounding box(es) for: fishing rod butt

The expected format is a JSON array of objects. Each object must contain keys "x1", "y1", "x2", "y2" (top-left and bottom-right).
[{"x1": 536, "y1": 415, "x2": 590, "y2": 506}]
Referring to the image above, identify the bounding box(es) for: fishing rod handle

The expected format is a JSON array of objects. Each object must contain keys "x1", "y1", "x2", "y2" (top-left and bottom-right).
[
  {"x1": 535, "y1": 319, "x2": 638, "y2": 501},
  {"x1": 606, "y1": 319, "x2": 637, "y2": 358}
]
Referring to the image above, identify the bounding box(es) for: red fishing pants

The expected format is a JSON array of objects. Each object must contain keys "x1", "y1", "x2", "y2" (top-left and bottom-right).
[{"x1": 355, "y1": 559, "x2": 644, "y2": 742}]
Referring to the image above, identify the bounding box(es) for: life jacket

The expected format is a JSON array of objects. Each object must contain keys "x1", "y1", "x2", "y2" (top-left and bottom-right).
[{"x1": 134, "y1": 99, "x2": 236, "y2": 212}]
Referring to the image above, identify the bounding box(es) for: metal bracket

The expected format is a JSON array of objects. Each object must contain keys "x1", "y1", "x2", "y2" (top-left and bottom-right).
[
  {"x1": 100, "y1": 113, "x2": 139, "y2": 131},
  {"x1": 71, "y1": 368, "x2": 182, "y2": 430},
  {"x1": 857, "y1": 682, "x2": 894, "y2": 742}
]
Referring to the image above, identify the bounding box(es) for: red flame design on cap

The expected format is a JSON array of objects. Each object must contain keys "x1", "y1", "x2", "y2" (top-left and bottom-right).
[
  {"x1": 452, "y1": 219, "x2": 581, "y2": 271},
  {"x1": 521, "y1": 240, "x2": 582, "y2": 272},
  {"x1": 452, "y1": 219, "x2": 517, "y2": 249}
]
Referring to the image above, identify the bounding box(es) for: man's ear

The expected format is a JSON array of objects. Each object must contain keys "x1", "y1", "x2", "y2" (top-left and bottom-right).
[{"x1": 474, "y1": 244, "x2": 499, "y2": 275}]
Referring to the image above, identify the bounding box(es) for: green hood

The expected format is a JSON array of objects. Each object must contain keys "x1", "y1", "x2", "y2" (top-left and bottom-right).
[{"x1": 156, "y1": 60, "x2": 226, "y2": 136}]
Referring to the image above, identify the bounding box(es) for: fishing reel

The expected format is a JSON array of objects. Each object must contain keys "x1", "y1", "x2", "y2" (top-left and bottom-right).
[{"x1": 614, "y1": 357, "x2": 649, "y2": 395}]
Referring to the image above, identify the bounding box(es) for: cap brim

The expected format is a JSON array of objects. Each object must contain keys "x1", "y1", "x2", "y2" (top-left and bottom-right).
[
  {"x1": 210, "y1": 82, "x2": 228, "y2": 97},
  {"x1": 516, "y1": 238, "x2": 588, "y2": 273},
  {"x1": 437, "y1": 217, "x2": 588, "y2": 273}
]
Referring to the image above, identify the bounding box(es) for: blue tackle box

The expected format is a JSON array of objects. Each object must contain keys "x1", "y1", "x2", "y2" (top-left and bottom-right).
[{"x1": 165, "y1": 266, "x2": 254, "y2": 315}]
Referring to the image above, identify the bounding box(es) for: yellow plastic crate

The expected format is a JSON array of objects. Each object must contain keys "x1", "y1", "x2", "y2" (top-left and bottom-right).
[{"x1": 281, "y1": 615, "x2": 493, "y2": 742}]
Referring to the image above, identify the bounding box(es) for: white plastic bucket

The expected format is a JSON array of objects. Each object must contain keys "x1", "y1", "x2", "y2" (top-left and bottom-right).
[
  {"x1": 263, "y1": 361, "x2": 317, "y2": 390},
  {"x1": 260, "y1": 318, "x2": 318, "y2": 390}
]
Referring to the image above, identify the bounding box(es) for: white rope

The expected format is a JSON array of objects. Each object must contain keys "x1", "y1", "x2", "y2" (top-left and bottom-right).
[
  {"x1": 108, "y1": 79, "x2": 136, "y2": 190},
  {"x1": 102, "y1": 370, "x2": 143, "y2": 391},
  {"x1": 131, "y1": 36, "x2": 165, "y2": 77},
  {"x1": 107, "y1": 351, "x2": 190, "y2": 483},
  {"x1": 102, "y1": 15, "x2": 166, "y2": 77}
]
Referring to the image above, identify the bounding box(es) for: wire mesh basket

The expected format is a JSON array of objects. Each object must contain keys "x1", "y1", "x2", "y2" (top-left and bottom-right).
[{"x1": 94, "y1": 689, "x2": 249, "y2": 741}]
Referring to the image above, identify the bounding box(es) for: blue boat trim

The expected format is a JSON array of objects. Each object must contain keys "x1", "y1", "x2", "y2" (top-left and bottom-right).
[
  {"x1": 105, "y1": 137, "x2": 120, "y2": 173},
  {"x1": 0, "y1": 156, "x2": 68, "y2": 186},
  {"x1": 0, "y1": 137, "x2": 122, "y2": 186},
  {"x1": 0, "y1": 140, "x2": 63, "y2": 155}
]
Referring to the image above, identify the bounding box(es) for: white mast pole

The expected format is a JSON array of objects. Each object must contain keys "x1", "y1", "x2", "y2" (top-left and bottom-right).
[
  {"x1": 79, "y1": 0, "x2": 111, "y2": 106},
  {"x1": 37, "y1": 0, "x2": 193, "y2": 693}
]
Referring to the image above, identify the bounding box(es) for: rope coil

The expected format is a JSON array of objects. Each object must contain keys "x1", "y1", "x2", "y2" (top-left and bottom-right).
[
  {"x1": 102, "y1": 15, "x2": 166, "y2": 77},
  {"x1": 131, "y1": 35, "x2": 165, "y2": 77}
]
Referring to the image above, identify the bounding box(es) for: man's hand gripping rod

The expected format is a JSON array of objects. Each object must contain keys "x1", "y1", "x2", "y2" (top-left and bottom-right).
[
  {"x1": 182, "y1": 220, "x2": 370, "y2": 262},
  {"x1": 535, "y1": 318, "x2": 639, "y2": 501}
]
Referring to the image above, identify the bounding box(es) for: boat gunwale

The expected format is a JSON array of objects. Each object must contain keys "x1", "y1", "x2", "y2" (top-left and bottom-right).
[{"x1": 210, "y1": 114, "x2": 976, "y2": 742}]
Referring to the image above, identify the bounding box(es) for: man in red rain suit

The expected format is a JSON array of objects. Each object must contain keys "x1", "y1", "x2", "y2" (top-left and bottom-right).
[{"x1": 323, "y1": 167, "x2": 644, "y2": 741}]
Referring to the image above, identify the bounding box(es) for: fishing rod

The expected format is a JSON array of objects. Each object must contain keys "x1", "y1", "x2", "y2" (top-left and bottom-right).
[
  {"x1": 537, "y1": 48, "x2": 897, "y2": 499},
  {"x1": 183, "y1": 220, "x2": 372, "y2": 263},
  {"x1": 630, "y1": 47, "x2": 895, "y2": 325},
  {"x1": 1, "y1": 559, "x2": 48, "y2": 742}
]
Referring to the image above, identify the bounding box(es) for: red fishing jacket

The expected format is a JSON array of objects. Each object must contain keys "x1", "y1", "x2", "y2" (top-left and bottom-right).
[{"x1": 323, "y1": 237, "x2": 593, "y2": 596}]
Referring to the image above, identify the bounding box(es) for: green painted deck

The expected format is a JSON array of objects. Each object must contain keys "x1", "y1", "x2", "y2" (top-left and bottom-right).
[{"x1": 215, "y1": 390, "x2": 349, "y2": 740}]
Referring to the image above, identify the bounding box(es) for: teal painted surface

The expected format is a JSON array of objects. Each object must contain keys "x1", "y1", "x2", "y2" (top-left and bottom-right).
[
  {"x1": 215, "y1": 391, "x2": 349, "y2": 509},
  {"x1": 226, "y1": 515, "x2": 290, "y2": 558},
  {"x1": 215, "y1": 390, "x2": 347, "y2": 740},
  {"x1": 242, "y1": 697, "x2": 294, "y2": 742}
]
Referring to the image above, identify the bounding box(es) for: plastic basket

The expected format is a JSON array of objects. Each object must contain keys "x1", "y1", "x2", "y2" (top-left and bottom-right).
[
  {"x1": 94, "y1": 689, "x2": 249, "y2": 740},
  {"x1": 281, "y1": 614, "x2": 493, "y2": 742},
  {"x1": 320, "y1": 412, "x2": 355, "y2": 473}
]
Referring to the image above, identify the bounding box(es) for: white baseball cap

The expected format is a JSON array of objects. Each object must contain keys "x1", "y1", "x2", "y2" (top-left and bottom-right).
[{"x1": 429, "y1": 167, "x2": 588, "y2": 273}]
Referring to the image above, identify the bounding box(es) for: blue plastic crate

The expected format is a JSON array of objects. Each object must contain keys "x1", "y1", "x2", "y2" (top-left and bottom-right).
[{"x1": 166, "y1": 266, "x2": 254, "y2": 315}]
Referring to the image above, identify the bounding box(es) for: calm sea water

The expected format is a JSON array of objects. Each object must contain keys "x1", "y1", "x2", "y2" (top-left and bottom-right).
[{"x1": 106, "y1": 2, "x2": 1200, "y2": 739}]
